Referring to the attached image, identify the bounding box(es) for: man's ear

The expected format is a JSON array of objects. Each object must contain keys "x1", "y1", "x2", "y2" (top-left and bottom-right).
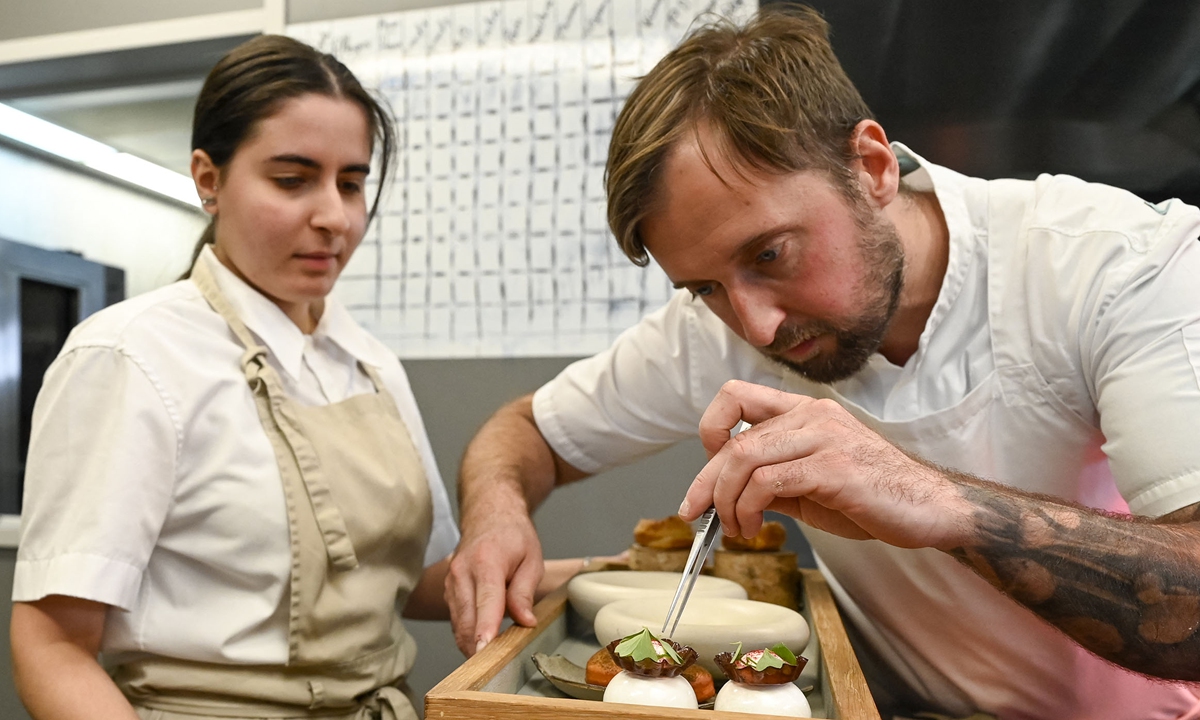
[
  {"x1": 191, "y1": 149, "x2": 219, "y2": 214},
  {"x1": 849, "y1": 120, "x2": 900, "y2": 209}
]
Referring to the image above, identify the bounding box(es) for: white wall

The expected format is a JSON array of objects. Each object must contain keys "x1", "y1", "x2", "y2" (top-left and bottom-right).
[{"x1": 0, "y1": 144, "x2": 206, "y2": 297}]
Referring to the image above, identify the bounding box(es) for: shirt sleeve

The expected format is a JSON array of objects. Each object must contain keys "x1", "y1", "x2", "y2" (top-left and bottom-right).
[
  {"x1": 1082, "y1": 200, "x2": 1200, "y2": 516},
  {"x1": 14, "y1": 344, "x2": 179, "y2": 609},
  {"x1": 383, "y1": 361, "x2": 460, "y2": 567},
  {"x1": 533, "y1": 290, "x2": 764, "y2": 474}
]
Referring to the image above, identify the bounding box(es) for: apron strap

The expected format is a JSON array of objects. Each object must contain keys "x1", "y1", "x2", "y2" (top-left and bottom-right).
[{"x1": 190, "y1": 253, "x2": 360, "y2": 572}]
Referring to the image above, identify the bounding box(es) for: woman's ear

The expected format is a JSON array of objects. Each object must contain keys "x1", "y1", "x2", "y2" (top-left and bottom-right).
[
  {"x1": 191, "y1": 149, "x2": 220, "y2": 214},
  {"x1": 849, "y1": 120, "x2": 900, "y2": 209}
]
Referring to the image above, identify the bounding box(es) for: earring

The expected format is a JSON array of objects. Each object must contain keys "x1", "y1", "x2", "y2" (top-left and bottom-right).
[{"x1": 201, "y1": 197, "x2": 216, "y2": 207}]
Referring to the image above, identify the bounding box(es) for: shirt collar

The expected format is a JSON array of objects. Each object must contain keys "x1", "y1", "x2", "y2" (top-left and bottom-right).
[
  {"x1": 198, "y1": 246, "x2": 308, "y2": 381},
  {"x1": 313, "y1": 294, "x2": 393, "y2": 369},
  {"x1": 198, "y1": 246, "x2": 391, "y2": 378},
  {"x1": 890, "y1": 141, "x2": 984, "y2": 361}
]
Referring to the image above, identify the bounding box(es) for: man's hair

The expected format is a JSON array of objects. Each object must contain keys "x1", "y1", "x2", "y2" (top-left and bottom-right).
[{"x1": 606, "y1": 7, "x2": 873, "y2": 266}]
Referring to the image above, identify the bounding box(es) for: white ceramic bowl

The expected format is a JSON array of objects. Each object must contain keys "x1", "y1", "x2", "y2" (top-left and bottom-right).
[
  {"x1": 567, "y1": 571, "x2": 747, "y2": 624},
  {"x1": 594, "y1": 596, "x2": 810, "y2": 676},
  {"x1": 603, "y1": 672, "x2": 698, "y2": 709},
  {"x1": 715, "y1": 681, "x2": 811, "y2": 717}
]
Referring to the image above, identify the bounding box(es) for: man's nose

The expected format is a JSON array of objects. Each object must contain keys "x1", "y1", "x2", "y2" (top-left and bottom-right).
[{"x1": 727, "y1": 284, "x2": 785, "y2": 348}]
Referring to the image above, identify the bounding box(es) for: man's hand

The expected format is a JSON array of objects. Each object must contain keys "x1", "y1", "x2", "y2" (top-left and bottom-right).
[
  {"x1": 679, "y1": 380, "x2": 972, "y2": 550},
  {"x1": 678, "y1": 381, "x2": 1200, "y2": 682},
  {"x1": 446, "y1": 506, "x2": 544, "y2": 657},
  {"x1": 451, "y1": 393, "x2": 588, "y2": 657}
]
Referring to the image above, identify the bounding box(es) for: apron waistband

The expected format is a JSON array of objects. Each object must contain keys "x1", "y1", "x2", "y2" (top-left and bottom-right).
[{"x1": 133, "y1": 681, "x2": 416, "y2": 720}]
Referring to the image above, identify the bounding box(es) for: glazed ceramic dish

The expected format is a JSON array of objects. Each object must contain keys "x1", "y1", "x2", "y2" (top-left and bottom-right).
[
  {"x1": 594, "y1": 596, "x2": 810, "y2": 676},
  {"x1": 566, "y1": 570, "x2": 747, "y2": 624}
]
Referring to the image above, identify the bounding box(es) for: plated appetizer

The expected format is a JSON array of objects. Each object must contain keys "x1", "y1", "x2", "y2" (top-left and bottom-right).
[
  {"x1": 714, "y1": 642, "x2": 812, "y2": 717},
  {"x1": 599, "y1": 627, "x2": 710, "y2": 708}
]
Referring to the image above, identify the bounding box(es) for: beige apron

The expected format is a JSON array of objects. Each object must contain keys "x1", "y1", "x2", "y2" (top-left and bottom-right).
[{"x1": 113, "y1": 257, "x2": 433, "y2": 720}]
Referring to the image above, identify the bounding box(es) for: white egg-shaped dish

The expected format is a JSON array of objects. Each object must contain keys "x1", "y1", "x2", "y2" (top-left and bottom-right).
[
  {"x1": 602, "y1": 670, "x2": 698, "y2": 709},
  {"x1": 567, "y1": 571, "x2": 747, "y2": 624},
  {"x1": 594, "y1": 596, "x2": 809, "y2": 676},
  {"x1": 714, "y1": 681, "x2": 812, "y2": 717}
]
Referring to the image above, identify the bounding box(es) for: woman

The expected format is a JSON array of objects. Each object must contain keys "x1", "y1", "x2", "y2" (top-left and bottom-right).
[{"x1": 10, "y1": 35, "x2": 594, "y2": 720}]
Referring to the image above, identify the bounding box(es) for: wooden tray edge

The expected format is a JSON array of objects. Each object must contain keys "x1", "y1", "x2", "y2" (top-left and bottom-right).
[
  {"x1": 800, "y1": 568, "x2": 881, "y2": 720},
  {"x1": 427, "y1": 584, "x2": 570, "y2": 694}
]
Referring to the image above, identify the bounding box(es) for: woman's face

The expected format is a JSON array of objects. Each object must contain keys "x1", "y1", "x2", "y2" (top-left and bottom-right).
[{"x1": 195, "y1": 93, "x2": 372, "y2": 331}]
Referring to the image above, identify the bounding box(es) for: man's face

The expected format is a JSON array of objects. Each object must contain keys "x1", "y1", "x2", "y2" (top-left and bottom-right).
[{"x1": 640, "y1": 133, "x2": 904, "y2": 384}]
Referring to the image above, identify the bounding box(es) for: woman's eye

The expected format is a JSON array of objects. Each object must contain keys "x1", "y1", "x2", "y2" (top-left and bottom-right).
[
  {"x1": 341, "y1": 180, "x2": 364, "y2": 194},
  {"x1": 756, "y1": 248, "x2": 778, "y2": 263},
  {"x1": 274, "y1": 176, "x2": 304, "y2": 188},
  {"x1": 690, "y1": 284, "x2": 715, "y2": 299}
]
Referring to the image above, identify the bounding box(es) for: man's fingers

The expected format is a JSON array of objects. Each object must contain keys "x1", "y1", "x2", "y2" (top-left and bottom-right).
[
  {"x1": 789, "y1": 496, "x2": 874, "y2": 541},
  {"x1": 506, "y1": 553, "x2": 543, "y2": 627},
  {"x1": 471, "y1": 573, "x2": 509, "y2": 654},
  {"x1": 717, "y1": 428, "x2": 822, "y2": 537},
  {"x1": 446, "y1": 561, "x2": 478, "y2": 656},
  {"x1": 698, "y1": 381, "x2": 807, "y2": 455},
  {"x1": 711, "y1": 432, "x2": 763, "y2": 537},
  {"x1": 681, "y1": 450, "x2": 727, "y2": 520}
]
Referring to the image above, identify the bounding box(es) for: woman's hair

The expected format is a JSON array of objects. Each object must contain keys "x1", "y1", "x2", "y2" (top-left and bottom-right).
[
  {"x1": 184, "y1": 34, "x2": 396, "y2": 274},
  {"x1": 606, "y1": 6, "x2": 873, "y2": 266}
]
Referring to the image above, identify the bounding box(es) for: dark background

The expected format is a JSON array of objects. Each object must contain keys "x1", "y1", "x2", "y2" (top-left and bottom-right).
[{"x1": 771, "y1": 0, "x2": 1200, "y2": 206}]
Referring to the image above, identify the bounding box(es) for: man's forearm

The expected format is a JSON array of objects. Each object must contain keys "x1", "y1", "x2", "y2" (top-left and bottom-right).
[
  {"x1": 946, "y1": 475, "x2": 1200, "y2": 681},
  {"x1": 457, "y1": 394, "x2": 577, "y2": 526}
]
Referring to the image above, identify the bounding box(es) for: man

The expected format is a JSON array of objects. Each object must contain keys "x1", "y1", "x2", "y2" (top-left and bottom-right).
[{"x1": 448, "y1": 7, "x2": 1200, "y2": 719}]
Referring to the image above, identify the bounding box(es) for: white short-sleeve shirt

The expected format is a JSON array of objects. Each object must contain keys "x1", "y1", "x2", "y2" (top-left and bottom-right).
[
  {"x1": 532, "y1": 145, "x2": 1200, "y2": 718},
  {"x1": 14, "y1": 246, "x2": 459, "y2": 664}
]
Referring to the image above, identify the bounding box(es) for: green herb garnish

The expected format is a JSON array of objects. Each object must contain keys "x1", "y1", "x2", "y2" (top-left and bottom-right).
[
  {"x1": 613, "y1": 627, "x2": 683, "y2": 664},
  {"x1": 746, "y1": 643, "x2": 799, "y2": 672},
  {"x1": 770, "y1": 643, "x2": 798, "y2": 665}
]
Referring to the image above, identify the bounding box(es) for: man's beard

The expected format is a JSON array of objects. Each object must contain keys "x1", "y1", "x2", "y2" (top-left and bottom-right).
[{"x1": 761, "y1": 209, "x2": 905, "y2": 384}]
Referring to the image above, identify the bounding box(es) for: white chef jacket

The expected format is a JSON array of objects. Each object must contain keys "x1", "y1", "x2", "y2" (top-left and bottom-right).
[
  {"x1": 14, "y1": 246, "x2": 459, "y2": 665},
  {"x1": 532, "y1": 145, "x2": 1200, "y2": 719}
]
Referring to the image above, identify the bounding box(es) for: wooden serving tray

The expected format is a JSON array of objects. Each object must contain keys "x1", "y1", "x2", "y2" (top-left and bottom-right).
[{"x1": 426, "y1": 568, "x2": 880, "y2": 719}]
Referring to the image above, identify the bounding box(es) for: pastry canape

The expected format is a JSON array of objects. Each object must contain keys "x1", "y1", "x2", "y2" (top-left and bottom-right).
[
  {"x1": 713, "y1": 520, "x2": 800, "y2": 608},
  {"x1": 628, "y1": 515, "x2": 694, "y2": 571},
  {"x1": 586, "y1": 644, "x2": 715, "y2": 702},
  {"x1": 713, "y1": 642, "x2": 812, "y2": 717},
  {"x1": 600, "y1": 627, "x2": 701, "y2": 709}
]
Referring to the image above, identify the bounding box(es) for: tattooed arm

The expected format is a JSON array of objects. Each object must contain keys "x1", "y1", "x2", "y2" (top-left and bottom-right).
[
  {"x1": 679, "y1": 380, "x2": 1200, "y2": 681},
  {"x1": 949, "y1": 481, "x2": 1200, "y2": 680}
]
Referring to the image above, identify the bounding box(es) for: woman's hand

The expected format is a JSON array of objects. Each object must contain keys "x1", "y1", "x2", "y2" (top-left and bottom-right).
[
  {"x1": 11, "y1": 596, "x2": 140, "y2": 720},
  {"x1": 539, "y1": 550, "x2": 631, "y2": 596}
]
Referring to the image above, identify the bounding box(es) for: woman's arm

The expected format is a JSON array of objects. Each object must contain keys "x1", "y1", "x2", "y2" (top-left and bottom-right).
[
  {"x1": 403, "y1": 558, "x2": 452, "y2": 620},
  {"x1": 11, "y1": 596, "x2": 140, "y2": 720},
  {"x1": 403, "y1": 553, "x2": 627, "y2": 622}
]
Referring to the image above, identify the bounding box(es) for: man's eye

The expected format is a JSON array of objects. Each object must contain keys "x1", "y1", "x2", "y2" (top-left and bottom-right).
[
  {"x1": 690, "y1": 284, "x2": 715, "y2": 299},
  {"x1": 756, "y1": 248, "x2": 778, "y2": 263}
]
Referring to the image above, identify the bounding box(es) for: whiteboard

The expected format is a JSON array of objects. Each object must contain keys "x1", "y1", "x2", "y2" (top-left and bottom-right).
[{"x1": 289, "y1": 0, "x2": 754, "y2": 357}]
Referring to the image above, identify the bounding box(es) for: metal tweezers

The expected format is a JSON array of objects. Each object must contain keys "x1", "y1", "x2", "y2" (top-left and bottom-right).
[{"x1": 660, "y1": 506, "x2": 722, "y2": 637}]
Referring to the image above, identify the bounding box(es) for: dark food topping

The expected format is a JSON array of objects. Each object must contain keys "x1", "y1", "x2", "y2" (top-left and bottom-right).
[
  {"x1": 606, "y1": 628, "x2": 698, "y2": 678},
  {"x1": 715, "y1": 643, "x2": 807, "y2": 685}
]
